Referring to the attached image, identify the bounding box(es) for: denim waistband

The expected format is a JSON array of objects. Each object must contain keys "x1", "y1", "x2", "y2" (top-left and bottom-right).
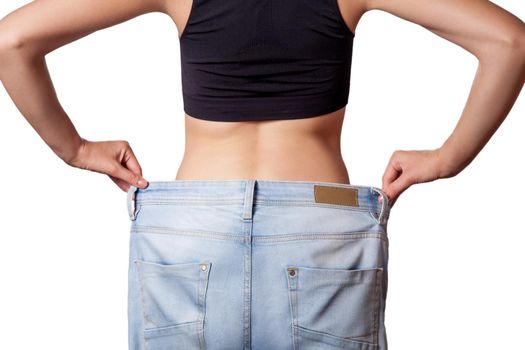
[{"x1": 127, "y1": 179, "x2": 390, "y2": 224}]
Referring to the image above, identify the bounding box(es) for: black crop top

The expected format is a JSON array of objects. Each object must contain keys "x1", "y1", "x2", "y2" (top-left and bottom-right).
[{"x1": 179, "y1": 0, "x2": 355, "y2": 122}]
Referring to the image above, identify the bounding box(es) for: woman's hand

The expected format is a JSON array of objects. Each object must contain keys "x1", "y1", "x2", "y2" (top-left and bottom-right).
[
  {"x1": 381, "y1": 148, "x2": 456, "y2": 208},
  {"x1": 66, "y1": 138, "x2": 149, "y2": 192}
]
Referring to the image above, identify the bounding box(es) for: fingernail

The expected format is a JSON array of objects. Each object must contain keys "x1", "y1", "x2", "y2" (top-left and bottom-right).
[{"x1": 138, "y1": 179, "x2": 146, "y2": 186}]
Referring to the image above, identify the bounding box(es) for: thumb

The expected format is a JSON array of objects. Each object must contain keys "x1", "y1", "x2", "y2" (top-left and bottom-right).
[
  {"x1": 385, "y1": 173, "x2": 411, "y2": 206},
  {"x1": 112, "y1": 163, "x2": 148, "y2": 188}
]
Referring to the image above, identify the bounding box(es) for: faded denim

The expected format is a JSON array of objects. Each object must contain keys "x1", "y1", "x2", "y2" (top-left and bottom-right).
[{"x1": 126, "y1": 179, "x2": 391, "y2": 350}]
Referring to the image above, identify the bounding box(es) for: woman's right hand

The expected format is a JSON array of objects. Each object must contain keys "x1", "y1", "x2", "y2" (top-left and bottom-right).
[{"x1": 66, "y1": 138, "x2": 149, "y2": 192}]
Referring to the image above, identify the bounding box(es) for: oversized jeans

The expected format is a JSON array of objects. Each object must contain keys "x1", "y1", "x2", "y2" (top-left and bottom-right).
[{"x1": 126, "y1": 179, "x2": 391, "y2": 350}]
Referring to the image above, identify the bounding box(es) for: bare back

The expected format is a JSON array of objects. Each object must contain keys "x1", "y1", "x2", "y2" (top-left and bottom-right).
[{"x1": 166, "y1": 0, "x2": 367, "y2": 183}]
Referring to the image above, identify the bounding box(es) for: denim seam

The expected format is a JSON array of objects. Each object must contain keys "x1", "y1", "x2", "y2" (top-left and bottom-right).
[
  {"x1": 135, "y1": 199, "x2": 378, "y2": 213},
  {"x1": 143, "y1": 320, "x2": 200, "y2": 337},
  {"x1": 253, "y1": 200, "x2": 378, "y2": 212},
  {"x1": 133, "y1": 260, "x2": 160, "y2": 330},
  {"x1": 343, "y1": 330, "x2": 374, "y2": 339},
  {"x1": 243, "y1": 237, "x2": 252, "y2": 349},
  {"x1": 286, "y1": 268, "x2": 299, "y2": 349},
  {"x1": 131, "y1": 226, "x2": 246, "y2": 241},
  {"x1": 136, "y1": 199, "x2": 244, "y2": 205},
  {"x1": 294, "y1": 276, "x2": 299, "y2": 350},
  {"x1": 197, "y1": 263, "x2": 210, "y2": 350},
  {"x1": 293, "y1": 325, "x2": 380, "y2": 348},
  {"x1": 253, "y1": 233, "x2": 387, "y2": 243},
  {"x1": 372, "y1": 268, "x2": 383, "y2": 344},
  {"x1": 130, "y1": 225, "x2": 387, "y2": 242}
]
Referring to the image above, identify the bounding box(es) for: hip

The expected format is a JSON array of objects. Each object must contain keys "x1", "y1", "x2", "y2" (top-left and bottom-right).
[{"x1": 126, "y1": 179, "x2": 391, "y2": 350}]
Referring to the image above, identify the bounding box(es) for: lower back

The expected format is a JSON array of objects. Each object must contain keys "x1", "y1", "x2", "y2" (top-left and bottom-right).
[{"x1": 176, "y1": 107, "x2": 352, "y2": 184}]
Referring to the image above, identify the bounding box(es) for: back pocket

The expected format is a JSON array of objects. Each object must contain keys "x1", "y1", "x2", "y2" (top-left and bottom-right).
[
  {"x1": 286, "y1": 265, "x2": 382, "y2": 349},
  {"x1": 134, "y1": 259, "x2": 212, "y2": 349}
]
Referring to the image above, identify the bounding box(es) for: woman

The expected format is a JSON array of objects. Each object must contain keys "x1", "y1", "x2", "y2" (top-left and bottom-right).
[{"x1": 1, "y1": 0, "x2": 523, "y2": 349}]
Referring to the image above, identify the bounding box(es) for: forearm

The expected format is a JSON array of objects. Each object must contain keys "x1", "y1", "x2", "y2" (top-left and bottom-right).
[
  {"x1": 0, "y1": 42, "x2": 83, "y2": 164},
  {"x1": 437, "y1": 40, "x2": 525, "y2": 178}
]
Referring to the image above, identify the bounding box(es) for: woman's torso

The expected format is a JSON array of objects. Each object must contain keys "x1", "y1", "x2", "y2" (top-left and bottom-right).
[{"x1": 166, "y1": 0, "x2": 365, "y2": 183}]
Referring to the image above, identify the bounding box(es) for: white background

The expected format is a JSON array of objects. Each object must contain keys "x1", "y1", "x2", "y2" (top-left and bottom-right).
[{"x1": 1, "y1": 1, "x2": 524, "y2": 349}]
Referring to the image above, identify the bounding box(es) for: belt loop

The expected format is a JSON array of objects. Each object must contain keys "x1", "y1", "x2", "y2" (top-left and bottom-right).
[
  {"x1": 127, "y1": 185, "x2": 139, "y2": 221},
  {"x1": 242, "y1": 179, "x2": 256, "y2": 220}
]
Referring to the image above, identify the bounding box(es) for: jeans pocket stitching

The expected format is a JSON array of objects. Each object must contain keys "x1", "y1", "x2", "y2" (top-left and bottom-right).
[
  {"x1": 135, "y1": 260, "x2": 157, "y2": 329},
  {"x1": 286, "y1": 265, "x2": 383, "y2": 346},
  {"x1": 293, "y1": 325, "x2": 380, "y2": 348},
  {"x1": 134, "y1": 259, "x2": 211, "y2": 346},
  {"x1": 372, "y1": 268, "x2": 382, "y2": 344}
]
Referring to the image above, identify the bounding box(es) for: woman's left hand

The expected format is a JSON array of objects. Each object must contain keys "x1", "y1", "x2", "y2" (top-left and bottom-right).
[{"x1": 381, "y1": 148, "x2": 455, "y2": 208}]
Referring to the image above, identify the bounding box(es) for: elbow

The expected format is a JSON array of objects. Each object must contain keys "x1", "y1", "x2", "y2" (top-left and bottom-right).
[
  {"x1": 0, "y1": 32, "x2": 25, "y2": 78},
  {"x1": 479, "y1": 29, "x2": 525, "y2": 65},
  {"x1": 506, "y1": 29, "x2": 525, "y2": 52},
  {"x1": 501, "y1": 28, "x2": 525, "y2": 57},
  {"x1": 0, "y1": 30, "x2": 25, "y2": 53},
  {"x1": 0, "y1": 8, "x2": 34, "y2": 58}
]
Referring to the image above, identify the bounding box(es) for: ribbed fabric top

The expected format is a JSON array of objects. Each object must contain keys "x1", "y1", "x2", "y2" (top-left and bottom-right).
[{"x1": 179, "y1": 0, "x2": 355, "y2": 122}]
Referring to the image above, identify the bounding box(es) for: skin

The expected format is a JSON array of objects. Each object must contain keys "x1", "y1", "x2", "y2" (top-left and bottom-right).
[{"x1": 0, "y1": 0, "x2": 524, "y2": 208}]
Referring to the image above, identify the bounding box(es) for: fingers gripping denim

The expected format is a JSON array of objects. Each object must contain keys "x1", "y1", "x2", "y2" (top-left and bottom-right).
[{"x1": 126, "y1": 179, "x2": 391, "y2": 350}]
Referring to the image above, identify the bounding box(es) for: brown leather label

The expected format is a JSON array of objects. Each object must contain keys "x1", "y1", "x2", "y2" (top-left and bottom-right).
[{"x1": 313, "y1": 185, "x2": 359, "y2": 207}]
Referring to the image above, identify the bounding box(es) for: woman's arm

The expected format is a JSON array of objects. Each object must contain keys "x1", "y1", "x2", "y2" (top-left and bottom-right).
[
  {"x1": 364, "y1": 0, "x2": 525, "y2": 205},
  {"x1": 0, "y1": 0, "x2": 167, "y2": 189}
]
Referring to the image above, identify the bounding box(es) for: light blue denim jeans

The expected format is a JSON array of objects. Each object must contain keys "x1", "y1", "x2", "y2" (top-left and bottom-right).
[{"x1": 126, "y1": 179, "x2": 391, "y2": 350}]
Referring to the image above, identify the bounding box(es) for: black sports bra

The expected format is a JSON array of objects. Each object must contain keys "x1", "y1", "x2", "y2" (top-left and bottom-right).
[{"x1": 179, "y1": 0, "x2": 355, "y2": 122}]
